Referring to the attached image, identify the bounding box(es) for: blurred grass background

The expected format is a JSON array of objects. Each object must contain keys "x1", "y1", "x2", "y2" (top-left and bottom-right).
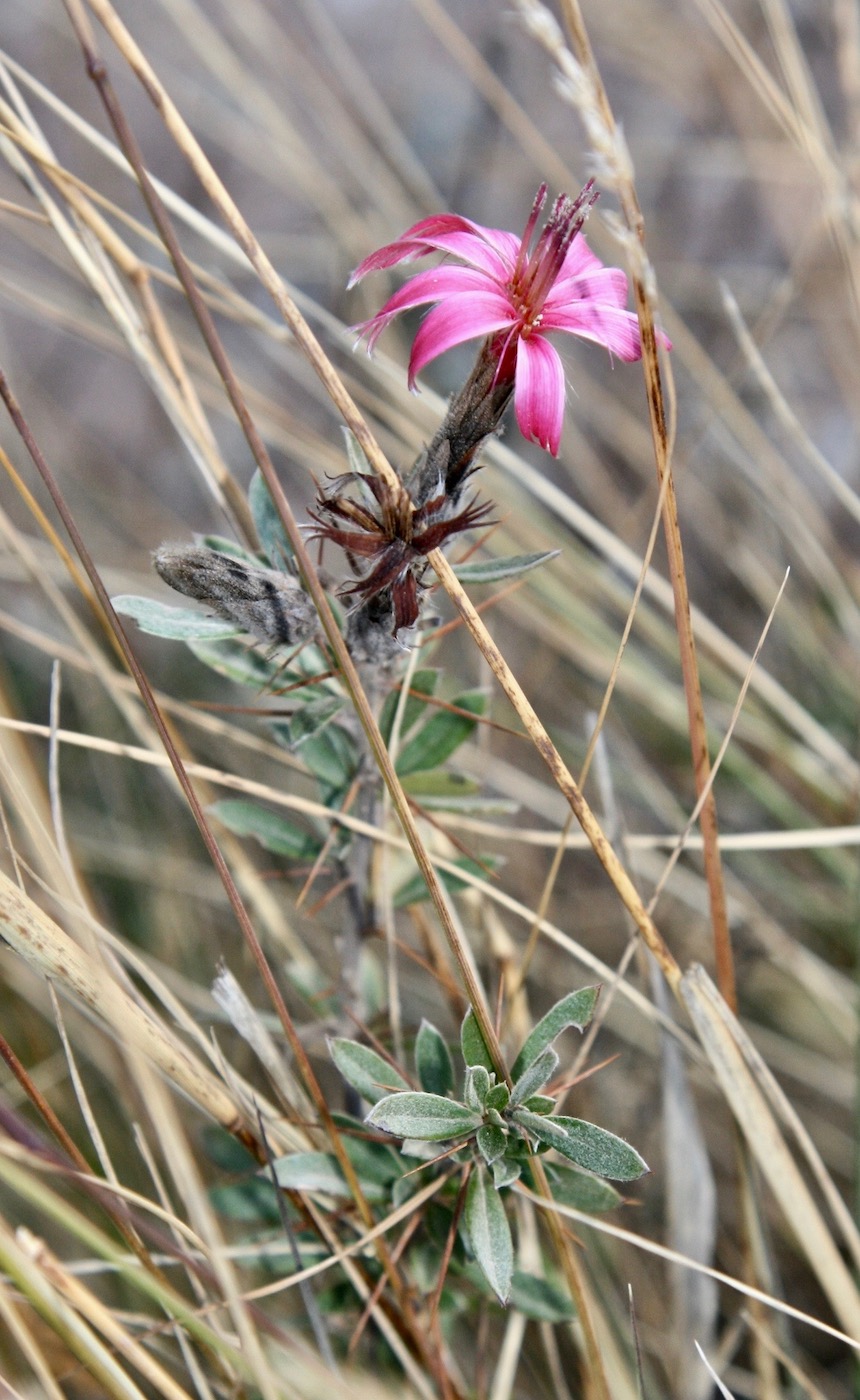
[{"x1": 0, "y1": 0, "x2": 858, "y2": 1396}]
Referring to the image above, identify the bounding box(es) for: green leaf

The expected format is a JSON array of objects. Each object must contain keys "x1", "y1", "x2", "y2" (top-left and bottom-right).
[
  {"x1": 460, "y1": 1008, "x2": 495, "y2": 1074},
  {"x1": 379, "y1": 670, "x2": 439, "y2": 746},
  {"x1": 511, "y1": 987, "x2": 600, "y2": 1080},
  {"x1": 400, "y1": 770, "x2": 479, "y2": 798},
  {"x1": 464, "y1": 1064, "x2": 491, "y2": 1110},
  {"x1": 113, "y1": 595, "x2": 240, "y2": 640},
  {"x1": 341, "y1": 1132, "x2": 402, "y2": 1187},
  {"x1": 393, "y1": 855, "x2": 500, "y2": 908},
  {"x1": 189, "y1": 637, "x2": 281, "y2": 687},
  {"x1": 476, "y1": 1124, "x2": 507, "y2": 1166},
  {"x1": 466, "y1": 1168, "x2": 513, "y2": 1304},
  {"x1": 508, "y1": 1271, "x2": 574, "y2": 1322},
  {"x1": 395, "y1": 691, "x2": 486, "y2": 776},
  {"x1": 415, "y1": 1021, "x2": 454, "y2": 1097},
  {"x1": 198, "y1": 534, "x2": 260, "y2": 563},
  {"x1": 453, "y1": 550, "x2": 560, "y2": 585},
  {"x1": 333, "y1": 1114, "x2": 408, "y2": 1181},
  {"x1": 271, "y1": 1151, "x2": 385, "y2": 1202},
  {"x1": 546, "y1": 1164, "x2": 622, "y2": 1214},
  {"x1": 288, "y1": 696, "x2": 346, "y2": 746},
  {"x1": 210, "y1": 800, "x2": 320, "y2": 860},
  {"x1": 329, "y1": 1038, "x2": 409, "y2": 1105},
  {"x1": 522, "y1": 1095, "x2": 555, "y2": 1115},
  {"x1": 510, "y1": 1048, "x2": 559, "y2": 1108},
  {"x1": 343, "y1": 426, "x2": 373, "y2": 477},
  {"x1": 366, "y1": 1092, "x2": 482, "y2": 1142},
  {"x1": 299, "y1": 724, "x2": 358, "y2": 796},
  {"x1": 201, "y1": 1125, "x2": 258, "y2": 1171},
  {"x1": 492, "y1": 1157, "x2": 521, "y2": 1189},
  {"x1": 485, "y1": 1083, "x2": 510, "y2": 1113},
  {"x1": 210, "y1": 1178, "x2": 281, "y2": 1224},
  {"x1": 271, "y1": 1151, "x2": 347, "y2": 1195},
  {"x1": 513, "y1": 1110, "x2": 648, "y2": 1181},
  {"x1": 248, "y1": 469, "x2": 293, "y2": 565}
]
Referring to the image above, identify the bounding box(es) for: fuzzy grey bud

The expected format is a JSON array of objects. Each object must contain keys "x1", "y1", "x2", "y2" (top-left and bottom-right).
[{"x1": 153, "y1": 545, "x2": 317, "y2": 647}]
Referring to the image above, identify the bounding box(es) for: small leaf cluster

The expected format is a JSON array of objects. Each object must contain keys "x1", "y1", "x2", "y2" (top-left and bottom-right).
[{"x1": 334, "y1": 988, "x2": 648, "y2": 1304}]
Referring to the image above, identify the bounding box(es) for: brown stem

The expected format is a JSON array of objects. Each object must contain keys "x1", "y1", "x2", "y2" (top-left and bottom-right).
[{"x1": 558, "y1": 0, "x2": 735, "y2": 1011}]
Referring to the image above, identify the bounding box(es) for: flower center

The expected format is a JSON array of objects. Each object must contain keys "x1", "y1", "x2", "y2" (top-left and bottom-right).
[{"x1": 508, "y1": 180, "x2": 598, "y2": 329}]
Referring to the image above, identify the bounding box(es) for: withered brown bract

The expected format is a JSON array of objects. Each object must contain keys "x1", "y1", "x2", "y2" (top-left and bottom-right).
[{"x1": 153, "y1": 545, "x2": 317, "y2": 647}]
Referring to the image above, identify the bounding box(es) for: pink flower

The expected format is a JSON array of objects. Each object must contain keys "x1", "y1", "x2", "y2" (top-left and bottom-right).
[{"x1": 350, "y1": 183, "x2": 667, "y2": 457}]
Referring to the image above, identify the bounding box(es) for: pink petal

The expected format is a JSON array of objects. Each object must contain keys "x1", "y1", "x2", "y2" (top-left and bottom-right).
[
  {"x1": 405, "y1": 219, "x2": 520, "y2": 274},
  {"x1": 349, "y1": 216, "x2": 518, "y2": 286},
  {"x1": 404, "y1": 230, "x2": 513, "y2": 279},
  {"x1": 354, "y1": 264, "x2": 498, "y2": 344},
  {"x1": 407, "y1": 293, "x2": 517, "y2": 384},
  {"x1": 541, "y1": 303, "x2": 645, "y2": 360},
  {"x1": 514, "y1": 336, "x2": 566, "y2": 456},
  {"x1": 556, "y1": 236, "x2": 604, "y2": 281},
  {"x1": 348, "y1": 215, "x2": 479, "y2": 283},
  {"x1": 548, "y1": 266, "x2": 630, "y2": 311}
]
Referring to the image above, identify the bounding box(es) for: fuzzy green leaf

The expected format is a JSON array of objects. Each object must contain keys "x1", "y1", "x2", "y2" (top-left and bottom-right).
[
  {"x1": 508, "y1": 1271, "x2": 574, "y2": 1322},
  {"x1": 453, "y1": 550, "x2": 560, "y2": 585},
  {"x1": 485, "y1": 1083, "x2": 510, "y2": 1112},
  {"x1": 395, "y1": 690, "x2": 486, "y2": 776},
  {"x1": 367, "y1": 1092, "x2": 481, "y2": 1142},
  {"x1": 400, "y1": 770, "x2": 480, "y2": 798},
  {"x1": 514, "y1": 1110, "x2": 648, "y2": 1181},
  {"x1": 287, "y1": 696, "x2": 346, "y2": 746},
  {"x1": 511, "y1": 987, "x2": 600, "y2": 1080},
  {"x1": 522, "y1": 1095, "x2": 555, "y2": 1115},
  {"x1": 547, "y1": 1164, "x2": 622, "y2": 1213},
  {"x1": 343, "y1": 426, "x2": 373, "y2": 477},
  {"x1": 248, "y1": 469, "x2": 293, "y2": 565},
  {"x1": 329, "y1": 1038, "x2": 409, "y2": 1105},
  {"x1": 210, "y1": 800, "x2": 320, "y2": 860},
  {"x1": 492, "y1": 1157, "x2": 521, "y2": 1189},
  {"x1": 342, "y1": 1134, "x2": 402, "y2": 1187},
  {"x1": 460, "y1": 1008, "x2": 495, "y2": 1074},
  {"x1": 510, "y1": 1047, "x2": 559, "y2": 1108},
  {"x1": 415, "y1": 1021, "x2": 454, "y2": 1097},
  {"x1": 198, "y1": 534, "x2": 260, "y2": 563},
  {"x1": 201, "y1": 1125, "x2": 258, "y2": 1171},
  {"x1": 271, "y1": 1151, "x2": 385, "y2": 1202},
  {"x1": 329, "y1": 1113, "x2": 403, "y2": 1185},
  {"x1": 465, "y1": 1064, "x2": 491, "y2": 1110},
  {"x1": 210, "y1": 1179, "x2": 281, "y2": 1224},
  {"x1": 113, "y1": 595, "x2": 240, "y2": 640},
  {"x1": 466, "y1": 1168, "x2": 513, "y2": 1304},
  {"x1": 476, "y1": 1124, "x2": 507, "y2": 1166},
  {"x1": 298, "y1": 725, "x2": 358, "y2": 797},
  {"x1": 189, "y1": 637, "x2": 281, "y2": 686}
]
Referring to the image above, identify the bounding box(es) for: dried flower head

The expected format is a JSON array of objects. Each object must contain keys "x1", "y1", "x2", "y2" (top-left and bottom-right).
[{"x1": 308, "y1": 473, "x2": 492, "y2": 632}]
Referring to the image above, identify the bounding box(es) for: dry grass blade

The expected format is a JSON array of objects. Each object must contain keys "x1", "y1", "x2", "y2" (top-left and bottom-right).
[
  {"x1": 0, "y1": 1214, "x2": 154, "y2": 1400},
  {"x1": 430, "y1": 548, "x2": 682, "y2": 993},
  {"x1": 681, "y1": 965, "x2": 860, "y2": 1341},
  {"x1": 0, "y1": 867, "x2": 248, "y2": 1136}
]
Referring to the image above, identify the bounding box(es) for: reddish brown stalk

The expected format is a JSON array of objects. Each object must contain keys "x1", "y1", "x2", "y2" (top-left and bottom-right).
[{"x1": 558, "y1": 0, "x2": 735, "y2": 1010}]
